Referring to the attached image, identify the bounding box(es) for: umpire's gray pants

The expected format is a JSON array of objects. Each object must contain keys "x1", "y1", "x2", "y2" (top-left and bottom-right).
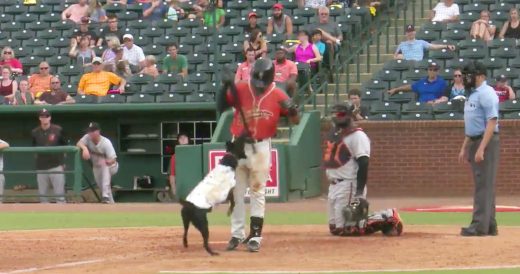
[
  {"x1": 0, "y1": 174, "x2": 4, "y2": 203},
  {"x1": 37, "y1": 165, "x2": 66, "y2": 203},
  {"x1": 468, "y1": 135, "x2": 499, "y2": 234}
]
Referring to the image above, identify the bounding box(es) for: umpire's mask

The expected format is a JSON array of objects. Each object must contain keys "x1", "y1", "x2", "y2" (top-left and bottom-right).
[{"x1": 250, "y1": 58, "x2": 275, "y2": 95}]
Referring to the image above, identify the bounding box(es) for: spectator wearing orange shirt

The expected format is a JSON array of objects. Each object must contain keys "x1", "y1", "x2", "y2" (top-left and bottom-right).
[
  {"x1": 273, "y1": 46, "x2": 298, "y2": 96},
  {"x1": 29, "y1": 62, "x2": 53, "y2": 98},
  {"x1": 78, "y1": 57, "x2": 126, "y2": 96},
  {"x1": 234, "y1": 49, "x2": 256, "y2": 83}
]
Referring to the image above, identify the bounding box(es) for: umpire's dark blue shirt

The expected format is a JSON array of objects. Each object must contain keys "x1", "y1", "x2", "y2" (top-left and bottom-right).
[{"x1": 411, "y1": 76, "x2": 447, "y2": 103}]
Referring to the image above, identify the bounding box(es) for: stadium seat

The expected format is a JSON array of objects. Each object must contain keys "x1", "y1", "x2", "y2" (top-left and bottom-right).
[
  {"x1": 51, "y1": 20, "x2": 75, "y2": 32},
  {"x1": 126, "y1": 3, "x2": 144, "y2": 14},
  {"x1": 401, "y1": 113, "x2": 434, "y2": 120},
  {"x1": 133, "y1": 36, "x2": 152, "y2": 47},
  {"x1": 509, "y1": 57, "x2": 520, "y2": 69},
  {"x1": 141, "y1": 82, "x2": 168, "y2": 95},
  {"x1": 415, "y1": 29, "x2": 439, "y2": 42},
  {"x1": 361, "y1": 89, "x2": 383, "y2": 101},
  {"x1": 459, "y1": 12, "x2": 480, "y2": 22},
  {"x1": 363, "y1": 79, "x2": 387, "y2": 90},
  {"x1": 439, "y1": 68, "x2": 454, "y2": 81},
  {"x1": 198, "y1": 62, "x2": 218, "y2": 76},
  {"x1": 291, "y1": 15, "x2": 307, "y2": 27},
  {"x1": 433, "y1": 101, "x2": 461, "y2": 113},
  {"x1": 74, "y1": 95, "x2": 98, "y2": 104},
  {"x1": 490, "y1": 11, "x2": 509, "y2": 23},
  {"x1": 222, "y1": 42, "x2": 244, "y2": 55},
  {"x1": 127, "y1": 19, "x2": 149, "y2": 30},
  {"x1": 457, "y1": 39, "x2": 486, "y2": 49},
  {"x1": 422, "y1": 21, "x2": 447, "y2": 32},
  {"x1": 402, "y1": 101, "x2": 433, "y2": 114},
  {"x1": 441, "y1": 29, "x2": 468, "y2": 41},
  {"x1": 490, "y1": 3, "x2": 513, "y2": 12},
  {"x1": 173, "y1": 82, "x2": 197, "y2": 95},
  {"x1": 104, "y1": 3, "x2": 125, "y2": 14},
  {"x1": 187, "y1": 72, "x2": 208, "y2": 84},
  {"x1": 2, "y1": 21, "x2": 24, "y2": 32},
  {"x1": 37, "y1": 29, "x2": 60, "y2": 40},
  {"x1": 49, "y1": 37, "x2": 70, "y2": 48},
  {"x1": 229, "y1": 17, "x2": 250, "y2": 28},
  {"x1": 41, "y1": 13, "x2": 61, "y2": 24},
  {"x1": 157, "y1": 92, "x2": 184, "y2": 103},
  {"x1": 118, "y1": 11, "x2": 139, "y2": 22},
  {"x1": 265, "y1": 33, "x2": 285, "y2": 44},
  {"x1": 240, "y1": 9, "x2": 267, "y2": 19},
  {"x1": 403, "y1": 69, "x2": 425, "y2": 82},
  {"x1": 155, "y1": 35, "x2": 178, "y2": 47},
  {"x1": 12, "y1": 29, "x2": 35, "y2": 41},
  {"x1": 193, "y1": 26, "x2": 214, "y2": 39},
  {"x1": 27, "y1": 21, "x2": 50, "y2": 32},
  {"x1": 99, "y1": 94, "x2": 126, "y2": 104},
  {"x1": 187, "y1": 92, "x2": 214, "y2": 103},
  {"x1": 4, "y1": 5, "x2": 26, "y2": 16},
  {"x1": 214, "y1": 52, "x2": 235, "y2": 64},
  {"x1": 512, "y1": 79, "x2": 520, "y2": 90},
  {"x1": 491, "y1": 47, "x2": 518, "y2": 61},
  {"x1": 20, "y1": 55, "x2": 43, "y2": 69},
  {"x1": 0, "y1": 14, "x2": 14, "y2": 24},
  {"x1": 0, "y1": 38, "x2": 21, "y2": 48},
  {"x1": 369, "y1": 101, "x2": 400, "y2": 114},
  {"x1": 220, "y1": 25, "x2": 244, "y2": 37},
  {"x1": 435, "y1": 112, "x2": 464, "y2": 120},
  {"x1": 47, "y1": 55, "x2": 70, "y2": 68},
  {"x1": 384, "y1": 90, "x2": 415, "y2": 104},
  {"x1": 447, "y1": 21, "x2": 471, "y2": 31},
  {"x1": 28, "y1": 4, "x2": 51, "y2": 15},
  {"x1": 499, "y1": 99, "x2": 520, "y2": 112},
  {"x1": 377, "y1": 69, "x2": 400, "y2": 83},
  {"x1": 488, "y1": 38, "x2": 516, "y2": 50},
  {"x1": 187, "y1": 53, "x2": 207, "y2": 66},
  {"x1": 141, "y1": 26, "x2": 164, "y2": 38},
  {"x1": 459, "y1": 47, "x2": 487, "y2": 59},
  {"x1": 464, "y1": 3, "x2": 486, "y2": 13},
  {"x1": 176, "y1": 44, "x2": 192, "y2": 55},
  {"x1": 33, "y1": 47, "x2": 58, "y2": 58},
  {"x1": 178, "y1": 18, "x2": 202, "y2": 29},
  {"x1": 494, "y1": 67, "x2": 519, "y2": 79},
  {"x1": 143, "y1": 44, "x2": 163, "y2": 56},
  {"x1": 129, "y1": 73, "x2": 154, "y2": 85},
  {"x1": 446, "y1": 58, "x2": 469, "y2": 69},
  {"x1": 58, "y1": 64, "x2": 83, "y2": 77},
  {"x1": 227, "y1": 0, "x2": 251, "y2": 11},
  {"x1": 13, "y1": 46, "x2": 31, "y2": 58},
  {"x1": 128, "y1": 93, "x2": 155, "y2": 103},
  {"x1": 367, "y1": 113, "x2": 398, "y2": 120},
  {"x1": 429, "y1": 48, "x2": 456, "y2": 62},
  {"x1": 156, "y1": 73, "x2": 181, "y2": 86},
  {"x1": 223, "y1": 9, "x2": 240, "y2": 20},
  {"x1": 278, "y1": 0, "x2": 299, "y2": 10},
  {"x1": 17, "y1": 13, "x2": 38, "y2": 25},
  {"x1": 294, "y1": 7, "x2": 316, "y2": 22},
  {"x1": 168, "y1": 26, "x2": 190, "y2": 39}
]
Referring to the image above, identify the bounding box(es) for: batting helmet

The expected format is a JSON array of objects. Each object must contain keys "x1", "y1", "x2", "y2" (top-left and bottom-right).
[{"x1": 250, "y1": 58, "x2": 275, "y2": 94}]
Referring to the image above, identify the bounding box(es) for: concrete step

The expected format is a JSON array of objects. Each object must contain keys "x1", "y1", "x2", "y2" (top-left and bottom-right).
[
  {"x1": 271, "y1": 138, "x2": 289, "y2": 144},
  {"x1": 276, "y1": 126, "x2": 291, "y2": 139},
  {"x1": 346, "y1": 63, "x2": 385, "y2": 74},
  {"x1": 313, "y1": 93, "x2": 348, "y2": 105}
]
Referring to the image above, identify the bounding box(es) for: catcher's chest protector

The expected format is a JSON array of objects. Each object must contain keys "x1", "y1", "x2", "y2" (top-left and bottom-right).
[{"x1": 323, "y1": 127, "x2": 363, "y2": 169}]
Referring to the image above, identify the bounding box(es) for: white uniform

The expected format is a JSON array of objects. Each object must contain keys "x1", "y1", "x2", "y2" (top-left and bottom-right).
[
  {"x1": 231, "y1": 139, "x2": 271, "y2": 243},
  {"x1": 79, "y1": 134, "x2": 118, "y2": 203},
  {"x1": 326, "y1": 131, "x2": 370, "y2": 229},
  {"x1": 0, "y1": 139, "x2": 8, "y2": 202},
  {"x1": 186, "y1": 164, "x2": 236, "y2": 209}
]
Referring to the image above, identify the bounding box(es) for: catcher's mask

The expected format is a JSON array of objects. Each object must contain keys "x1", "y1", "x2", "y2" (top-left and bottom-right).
[
  {"x1": 342, "y1": 197, "x2": 369, "y2": 224},
  {"x1": 462, "y1": 61, "x2": 486, "y2": 94},
  {"x1": 250, "y1": 58, "x2": 275, "y2": 95},
  {"x1": 331, "y1": 102, "x2": 355, "y2": 128}
]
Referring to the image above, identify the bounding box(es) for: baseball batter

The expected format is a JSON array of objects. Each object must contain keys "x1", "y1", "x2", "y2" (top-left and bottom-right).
[
  {"x1": 324, "y1": 103, "x2": 370, "y2": 235},
  {"x1": 217, "y1": 58, "x2": 300, "y2": 252},
  {"x1": 76, "y1": 122, "x2": 118, "y2": 204}
]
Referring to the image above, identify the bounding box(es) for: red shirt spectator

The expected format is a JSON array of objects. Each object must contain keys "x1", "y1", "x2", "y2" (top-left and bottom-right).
[
  {"x1": 274, "y1": 46, "x2": 298, "y2": 96},
  {"x1": 235, "y1": 49, "x2": 256, "y2": 83},
  {"x1": 494, "y1": 75, "x2": 516, "y2": 103},
  {"x1": 0, "y1": 47, "x2": 23, "y2": 74}
]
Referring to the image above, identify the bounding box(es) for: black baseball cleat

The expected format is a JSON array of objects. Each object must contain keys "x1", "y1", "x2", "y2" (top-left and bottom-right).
[
  {"x1": 226, "y1": 237, "x2": 243, "y2": 251},
  {"x1": 488, "y1": 225, "x2": 498, "y2": 236},
  {"x1": 460, "y1": 227, "x2": 486, "y2": 237},
  {"x1": 247, "y1": 239, "x2": 260, "y2": 252}
]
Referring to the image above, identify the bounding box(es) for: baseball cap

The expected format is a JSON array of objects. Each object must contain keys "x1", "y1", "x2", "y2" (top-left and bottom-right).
[
  {"x1": 405, "y1": 24, "x2": 415, "y2": 33},
  {"x1": 92, "y1": 57, "x2": 103, "y2": 64},
  {"x1": 248, "y1": 12, "x2": 257, "y2": 19},
  {"x1": 276, "y1": 45, "x2": 287, "y2": 52},
  {"x1": 123, "y1": 33, "x2": 134, "y2": 40},
  {"x1": 80, "y1": 16, "x2": 90, "y2": 24},
  {"x1": 86, "y1": 122, "x2": 101, "y2": 132},
  {"x1": 38, "y1": 108, "x2": 50, "y2": 117},
  {"x1": 496, "y1": 74, "x2": 507, "y2": 82},
  {"x1": 428, "y1": 62, "x2": 440, "y2": 70},
  {"x1": 272, "y1": 3, "x2": 283, "y2": 10}
]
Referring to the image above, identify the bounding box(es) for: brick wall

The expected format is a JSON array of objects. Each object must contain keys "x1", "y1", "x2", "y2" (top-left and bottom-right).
[{"x1": 321, "y1": 120, "x2": 520, "y2": 196}]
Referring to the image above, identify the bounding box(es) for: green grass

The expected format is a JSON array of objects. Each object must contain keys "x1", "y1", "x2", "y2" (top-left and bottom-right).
[{"x1": 0, "y1": 211, "x2": 519, "y2": 231}]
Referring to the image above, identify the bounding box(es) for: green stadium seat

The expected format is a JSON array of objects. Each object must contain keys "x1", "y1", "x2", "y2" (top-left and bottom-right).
[
  {"x1": 377, "y1": 69, "x2": 400, "y2": 83},
  {"x1": 118, "y1": 11, "x2": 139, "y2": 22},
  {"x1": 123, "y1": 82, "x2": 139, "y2": 94},
  {"x1": 240, "y1": 9, "x2": 267, "y2": 18},
  {"x1": 220, "y1": 25, "x2": 243, "y2": 37},
  {"x1": 180, "y1": 35, "x2": 204, "y2": 49},
  {"x1": 187, "y1": 92, "x2": 213, "y2": 102},
  {"x1": 473, "y1": 0, "x2": 497, "y2": 5},
  {"x1": 435, "y1": 112, "x2": 464, "y2": 120},
  {"x1": 402, "y1": 101, "x2": 433, "y2": 114},
  {"x1": 92, "y1": 46, "x2": 105, "y2": 57},
  {"x1": 361, "y1": 89, "x2": 383, "y2": 101},
  {"x1": 0, "y1": 38, "x2": 21, "y2": 48},
  {"x1": 457, "y1": 39, "x2": 486, "y2": 49},
  {"x1": 99, "y1": 94, "x2": 126, "y2": 104},
  {"x1": 432, "y1": 101, "x2": 459, "y2": 113},
  {"x1": 229, "y1": 17, "x2": 250, "y2": 28},
  {"x1": 199, "y1": 82, "x2": 218, "y2": 94},
  {"x1": 60, "y1": 83, "x2": 76, "y2": 95},
  {"x1": 154, "y1": 18, "x2": 175, "y2": 30},
  {"x1": 127, "y1": 19, "x2": 149, "y2": 30},
  {"x1": 47, "y1": 55, "x2": 71, "y2": 68},
  {"x1": 369, "y1": 101, "x2": 400, "y2": 114},
  {"x1": 133, "y1": 36, "x2": 152, "y2": 47},
  {"x1": 459, "y1": 47, "x2": 487, "y2": 59},
  {"x1": 143, "y1": 44, "x2": 163, "y2": 56},
  {"x1": 499, "y1": 99, "x2": 520, "y2": 112},
  {"x1": 13, "y1": 29, "x2": 35, "y2": 41},
  {"x1": 187, "y1": 53, "x2": 207, "y2": 66},
  {"x1": 155, "y1": 73, "x2": 181, "y2": 86},
  {"x1": 5, "y1": 4, "x2": 27, "y2": 16},
  {"x1": 439, "y1": 68, "x2": 454, "y2": 81},
  {"x1": 413, "y1": 59, "x2": 435, "y2": 70},
  {"x1": 509, "y1": 57, "x2": 520, "y2": 68},
  {"x1": 155, "y1": 35, "x2": 178, "y2": 47},
  {"x1": 2, "y1": 21, "x2": 23, "y2": 32},
  {"x1": 27, "y1": 21, "x2": 50, "y2": 32},
  {"x1": 512, "y1": 79, "x2": 520, "y2": 90},
  {"x1": 59, "y1": 64, "x2": 83, "y2": 77},
  {"x1": 441, "y1": 29, "x2": 468, "y2": 41},
  {"x1": 278, "y1": 0, "x2": 299, "y2": 10},
  {"x1": 363, "y1": 79, "x2": 387, "y2": 90},
  {"x1": 126, "y1": 93, "x2": 155, "y2": 104},
  {"x1": 193, "y1": 43, "x2": 214, "y2": 55},
  {"x1": 187, "y1": 72, "x2": 208, "y2": 84},
  {"x1": 49, "y1": 37, "x2": 70, "y2": 48},
  {"x1": 422, "y1": 21, "x2": 447, "y2": 32},
  {"x1": 168, "y1": 26, "x2": 190, "y2": 39},
  {"x1": 28, "y1": 4, "x2": 51, "y2": 15},
  {"x1": 192, "y1": 26, "x2": 214, "y2": 38},
  {"x1": 51, "y1": 20, "x2": 75, "y2": 32},
  {"x1": 464, "y1": 3, "x2": 486, "y2": 13},
  {"x1": 176, "y1": 44, "x2": 192, "y2": 55},
  {"x1": 129, "y1": 73, "x2": 154, "y2": 85},
  {"x1": 223, "y1": 8, "x2": 240, "y2": 20},
  {"x1": 21, "y1": 38, "x2": 46, "y2": 49},
  {"x1": 252, "y1": 0, "x2": 276, "y2": 10},
  {"x1": 491, "y1": 11, "x2": 509, "y2": 23},
  {"x1": 222, "y1": 42, "x2": 244, "y2": 55},
  {"x1": 141, "y1": 26, "x2": 164, "y2": 38},
  {"x1": 0, "y1": 31, "x2": 7, "y2": 40},
  {"x1": 403, "y1": 69, "x2": 426, "y2": 81},
  {"x1": 157, "y1": 92, "x2": 184, "y2": 103},
  {"x1": 429, "y1": 48, "x2": 456, "y2": 61},
  {"x1": 0, "y1": 0, "x2": 17, "y2": 7},
  {"x1": 12, "y1": 46, "x2": 31, "y2": 59},
  {"x1": 173, "y1": 82, "x2": 197, "y2": 95},
  {"x1": 491, "y1": 47, "x2": 518, "y2": 60},
  {"x1": 227, "y1": 0, "x2": 251, "y2": 11},
  {"x1": 38, "y1": 29, "x2": 60, "y2": 40},
  {"x1": 17, "y1": 13, "x2": 39, "y2": 25},
  {"x1": 211, "y1": 34, "x2": 231, "y2": 45},
  {"x1": 0, "y1": 14, "x2": 14, "y2": 24},
  {"x1": 294, "y1": 7, "x2": 316, "y2": 22},
  {"x1": 126, "y1": 3, "x2": 144, "y2": 14},
  {"x1": 41, "y1": 0, "x2": 62, "y2": 6},
  {"x1": 141, "y1": 82, "x2": 168, "y2": 95},
  {"x1": 384, "y1": 90, "x2": 415, "y2": 104},
  {"x1": 291, "y1": 15, "x2": 307, "y2": 27},
  {"x1": 33, "y1": 47, "x2": 58, "y2": 58},
  {"x1": 74, "y1": 95, "x2": 98, "y2": 104},
  {"x1": 492, "y1": 2, "x2": 514, "y2": 11},
  {"x1": 214, "y1": 52, "x2": 235, "y2": 64},
  {"x1": 488, "y1": 38, "x2": 516, "y2": 49},
  {"x1": 104, "y1": 3, "x2": 125, "y2": 14},
  {"x1": 446, "y1": 58, "x2": 469, "y2": 69},
  {"x1": 494, "y1": 67, "x2": 519, "y2": 79},
  {"x1": 178, "y1": 18, "x2": 202, "y2": 28},
  {"x1": 367, "y1": 113, "x2": 398, "y2": 121},
  {"x1": 329, "y1": 5, "x2": 346, "y2": 18},
  {"x1": 266, "y1": 33, "x2": 285, "y2": 44},
  {"x1": 198, "y1": 62, "x2": 217, "y2": 76},
  {"x1": 401, "y1": 113, "x2": 434, "y2": 120},
  {"x1": 447, "y1": 21, "x2": 471, "y2": 31}
]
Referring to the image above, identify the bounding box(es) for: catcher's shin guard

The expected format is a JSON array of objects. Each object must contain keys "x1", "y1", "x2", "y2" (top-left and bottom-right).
[{"x1": 382, "y1": 208, "x2": 403, "y2": 236}]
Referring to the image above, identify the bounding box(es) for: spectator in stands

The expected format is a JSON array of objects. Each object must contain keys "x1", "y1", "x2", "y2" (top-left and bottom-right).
[
  {"x1": 100, "y1": 15, "x2": 124, "y2": 46},
  {"x1": 169, "y1": 132, "x2": 190, "y2": 198},
  {"x1": 311, "y1": 29, "x2": 326, "y2": 55},
  {"x1": 122, "y1": 34, "x2": 146, "y2": 73},
  {"x1": 235, "y1": 49, "x2": 256, "y2": 83},
  {"x1": 28, "y1": 62, "x2": 53, "y2": 98},
  {"x1": 196, "y1": 0, "x2": 226, "y2": 29},
  {"x1": 62, "y1": 0, "x2": 89, "y2": 24},
  {"x1": 273, "y1": 46, "x2": 298, "y2": 96},
  {"x1": 0, "y1": 47, "x2": 23, "y2": 75},
  {"x1": 430, "y1": 0, "x2": 459, "y2": 23},
  {"x1": 493, "y1": 75, "x2": 516, "y2": 103},
  {"x1": 78, "y1": 57, "x2": 126, "y2": 96},
  {"x1": 308, "y1": 6, "x2": 342, "y2": 64},
  {"x1": 113, "y1": 49, "x2": 132, "y2": 78},
  {"x1": 243, "y1": 29, "x2": 268, "y2": 60},
  {"x1": 394, "y1": 24, "x2": 456, "y2": 61},
  {"x1": 89, "y1": 0, "x2": 107, "y2": 23},
  {"x1": 438, "y1": 68, "x2": 466, "y2": 103},
  {"x1": 102, "y1": 38, "x2": 121, "y2": 69},
  {"x1": 288, "y1": 30, "x2": 322, "y2": 73},
  {"x1": 142, "y1": 0, "x2": 169, "y2": 21},
  {"x1": 470, "y1": 10, "x2": 496, "y2": 42},
  {"x1": 387, "y1": 62, "x2": 447, "y2": 104},
  {"x1": 32, "y1": 109, "x2": 67, "y2": 203},
  {"x1": 162, "y1": 43, "x2": 188, "y2": 78},
  {"x1": 244, "y1": 12, "x2": 262, "y2": 34},
  {"x1": 0, "y1": 66, "x2": 17, "y2": 98},
  {"x1": 347, "y1": 88, "x2": 369, "y2": 121},
  {"x1": 140, "y1": 55, "x2": 160, "y2": 78},
  {"x1": 499, "y1": 8, "x2": 520, "y2": 39},
  {"x1": 107, "y1": 0, "x2": 128, "y2": 5},
  {"x1": 10, "y1": 79, "x2": 33, "y2": 105},
  {"x1": 299, "y1": 0, "x2": 328, "y2": 9},
  {"x1": 267, "y1": 3, "x2": 293, "y2": 38},
  {"x1": 69, "y1": 36, "x2": 97, "y2": 67},
  {"x1": 0, "y1": 138, "x2": 8, "y2": 203},
  {"x1": 72, "y1": 17, "x2": 100, "y2": 47},
  {"x1": 167, "y1": 0, "x2": 186, "y2": 21},
  {"x1": 35, "y1": 77, "x2": 75, "y2": 105}
]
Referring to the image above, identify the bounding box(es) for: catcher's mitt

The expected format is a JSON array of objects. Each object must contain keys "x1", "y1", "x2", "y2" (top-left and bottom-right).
[{"x1": 342, "y1": 197, "x2": 369, "y2": 224}]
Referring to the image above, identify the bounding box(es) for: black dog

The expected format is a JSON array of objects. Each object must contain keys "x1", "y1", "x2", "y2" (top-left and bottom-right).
[{"x1": 180, "y1": 153, "x2": 238, "y2": 256}]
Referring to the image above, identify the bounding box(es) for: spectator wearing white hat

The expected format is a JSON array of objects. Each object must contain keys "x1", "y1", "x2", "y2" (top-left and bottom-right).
[{"x1": 122, "y1": 34, "x2": 145, "y2": 73}]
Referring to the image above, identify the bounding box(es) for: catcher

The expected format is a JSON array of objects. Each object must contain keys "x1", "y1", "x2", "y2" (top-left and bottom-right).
[{"x1": 324, "y1": 103, "x2": 403, "y2": 236}]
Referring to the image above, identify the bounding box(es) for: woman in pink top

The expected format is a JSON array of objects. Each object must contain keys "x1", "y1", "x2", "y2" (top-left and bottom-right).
[
  {"x1": 0, "y1": 47, "x2": 23, "y2": 75},
  {"x1": 288, "y1": 30, "x2": 322, "y2": 72}
]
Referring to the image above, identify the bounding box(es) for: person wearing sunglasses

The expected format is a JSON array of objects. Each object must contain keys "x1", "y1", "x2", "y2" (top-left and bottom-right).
[
  {"x1": 387, "y1": 62, "x2": 447, "y2": 104},
  {"x1": 437, "y1": 68, "x2": 466, "y2": 104},
  {"x1": 35, "y1": 77, "x2": 75, "y2": 105},
  {"x1": 28, "y1": 62, "x2": 53, "y2": 99},
  {"x1": 0, "y1": 47, "x2": 23, "y2": 75}
]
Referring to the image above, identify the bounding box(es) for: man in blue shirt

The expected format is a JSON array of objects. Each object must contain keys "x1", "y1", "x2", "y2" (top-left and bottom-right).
[
  {"x1": 394, "y1": 24, "x2": 456, "y2": 61},
  {"x1": 458, "y1": 61, "x2": 499, "y2": 237},
  {"x1": 142, "y1": 0, "x2": 168, "y2": 21},
  {"x1": 387, "y1": 62, "x2": 447, "y2": 104}
]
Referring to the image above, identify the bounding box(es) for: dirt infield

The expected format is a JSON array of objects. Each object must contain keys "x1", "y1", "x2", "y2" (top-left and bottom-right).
[{"x1": 1, "y1": 225, "x2": 520, "y2": 273}]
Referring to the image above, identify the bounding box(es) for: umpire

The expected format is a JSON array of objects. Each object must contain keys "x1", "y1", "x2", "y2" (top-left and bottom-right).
[{"x1": 458, "y1": 62, "x2": 499, "y2": 237}]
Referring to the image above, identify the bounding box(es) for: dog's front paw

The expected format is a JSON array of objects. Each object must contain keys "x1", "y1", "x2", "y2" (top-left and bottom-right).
[{"x1": 183, "y1": 237, "x2": 188, "y2": 248}]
